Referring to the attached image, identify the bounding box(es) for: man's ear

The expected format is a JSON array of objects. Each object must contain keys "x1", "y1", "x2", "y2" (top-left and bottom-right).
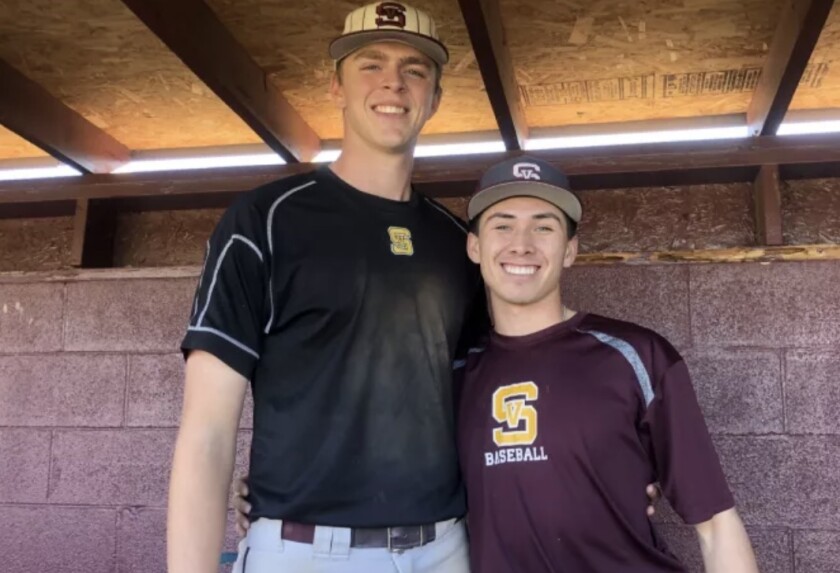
[
  {"x1": 329, "y1": 71, "x2": 345, "y2": 110},
  {"x1": 467, "y1": 231, "x2": 481, "y2": 264},
  {"x1": 563, "y1": 235, "x2": 579, "y2": 268}
]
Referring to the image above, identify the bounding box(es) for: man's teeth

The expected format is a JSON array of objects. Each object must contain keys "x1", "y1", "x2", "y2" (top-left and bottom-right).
[
  {"x1": 504, "y1": 264, "x2": 537, "y2": 276},
  {"x1": 374, "y1": 105, "x2": 407, "y2": 114}
]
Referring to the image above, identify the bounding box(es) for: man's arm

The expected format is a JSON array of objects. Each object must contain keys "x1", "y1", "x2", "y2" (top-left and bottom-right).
[
  {"x1": 694, "y1": 508, "x2": 758, "y2": 573},
  {"x1": 167, "y1": 350, "x2": 248, "y2": 573}
]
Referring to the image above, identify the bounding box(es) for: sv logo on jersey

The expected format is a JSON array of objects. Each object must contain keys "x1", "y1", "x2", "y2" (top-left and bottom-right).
[
  {"x1": 388, "y1": 226, "x2": 414, "y2": 256},
  {"x1": 492, "y1": 382, "x2": 539, "y2": 446}
]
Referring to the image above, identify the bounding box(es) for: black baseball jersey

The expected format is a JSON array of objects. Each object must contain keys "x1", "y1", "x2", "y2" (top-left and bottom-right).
[
  {"x1": 182, "y1": 167, "x2": 482, "y2": 527},
  {"x1": 458, "y1": 313, "x2": 734, "y2": 572}
]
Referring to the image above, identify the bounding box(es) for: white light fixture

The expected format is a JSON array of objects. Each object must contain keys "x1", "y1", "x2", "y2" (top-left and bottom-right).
[
  {"x1": 413, "y1": 140, "x2": 505, "y2": 157},
  {"x1": 777, "y1": 120, "x2": 840, "y2": 136},
  {"x1": 0, "y1": 125, "x2": 766, "y2": 182},
  {"x1": 312, "y1": 149, "x2": 341, "y2": 163},
  {"x1": 111, "y1": 153, "x2": 286, "y2": 174},
  {"x1": 312, "y1": 140, "x2": 505, "y2": 163},
  {"x1": 525, "y1": 126, "x2": 750, "y2": 151},
  {"x1": 0, "y1": 164, "x2": 81, "y2": 182}
]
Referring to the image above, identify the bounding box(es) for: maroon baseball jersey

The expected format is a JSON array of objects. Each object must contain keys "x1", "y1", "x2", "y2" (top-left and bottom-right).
[{"x1": 457, "y1": 312, "x2": 734, "y2": 572}]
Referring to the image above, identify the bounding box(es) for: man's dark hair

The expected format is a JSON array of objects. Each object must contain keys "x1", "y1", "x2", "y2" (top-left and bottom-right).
[{"x1": 468, "y1": 211, "x2": 578, "y2": 239}]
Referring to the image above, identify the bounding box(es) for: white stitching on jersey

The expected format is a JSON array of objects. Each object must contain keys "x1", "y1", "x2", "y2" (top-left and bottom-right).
[
  {"x1": 265, "y1": 179, "x2": 318, "y2": 334},
  {"x1": 187, "y1": 325, "x2": 260, "y2": 359},
  {"x1": 423, "y1": 197, "x2": 467, "y2": 234},
  {"x1": 197, "y1": 234, "x2": 264, "y2": 327}
]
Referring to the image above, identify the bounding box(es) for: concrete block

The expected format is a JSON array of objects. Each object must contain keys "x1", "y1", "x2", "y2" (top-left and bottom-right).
[
  {"x1": 715, "y1": 436, "x2": 840, "y2": 529},
  {"x1": 0, "y1": 283, "x2": 63, "y2": 353},
  {"x1": 684, "y1": 349, "x2": 783, "y2": 434},
  {"x1": 0, "y1": 354, "x2": 125, "y2": 426},
  {"x1": 49, "y1": 429, "x2": 176, "y2": 506},
  {"x1": 0, "y1": 505, "x2": 115, "y2": 573},
  {"x1": 793, "y1": 530, "x2": 840, "y2": 573},
  {"x1": 565, "y1": 265, "x2": 690, "y2": 348},
  {"x1": 65, "y1": 279, "x2": 195, "y2": 352},
  {"x1": 714, "y1": 436, "x2": 795, "y2": 526},
  {"x1": 0, "y1": 429, "x2": 50, "y2": 502},
  {"x1": 786, "y1": 350, "x2": 840, "y2": 434},
  {"x1": 127, "y1": 353, "x2": 253, "y2": 429},
  {"x1": 690, "y1": 263, "x2": 840, "y2": 347}
]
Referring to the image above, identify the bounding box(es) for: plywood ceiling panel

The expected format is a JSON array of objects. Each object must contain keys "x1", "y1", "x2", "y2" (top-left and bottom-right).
[
  {"x1": 0, "y1": 126, "x2": 48, "y2": 159},
  {"x1": 789, "y1": 2, "x2": 840, "y2": 112},
  {"x1": 205, "y1": 0, "x2": 499, "y2": 138},
  {"x1": 501, "y1": 0, "x2": 788, "y2": 127},
  {"x1": 0, "y1": 0, "x2": 261, "y2": 153}
]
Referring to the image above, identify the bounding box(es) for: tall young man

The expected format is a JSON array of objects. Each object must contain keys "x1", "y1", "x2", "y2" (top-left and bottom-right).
[
  {"x1": 169, "y1": 4, "x2": 481, "y2": 572},
  {"x1": 458, "y1": 156, "x2": 759, "y2": 572}
]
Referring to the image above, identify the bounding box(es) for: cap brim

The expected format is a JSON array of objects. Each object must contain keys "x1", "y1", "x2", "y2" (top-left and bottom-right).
[
  {"x1": 329, "y1": 30, "x2": 449, "y2": 66},
  {"x1": 467, "y1": 181, "x2": 582, "y2": 223}
]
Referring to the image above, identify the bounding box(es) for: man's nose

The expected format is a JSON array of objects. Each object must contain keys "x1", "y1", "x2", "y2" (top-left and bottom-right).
[{"x1": 381, "y1": 65, "x2": 407, "y2": 91}]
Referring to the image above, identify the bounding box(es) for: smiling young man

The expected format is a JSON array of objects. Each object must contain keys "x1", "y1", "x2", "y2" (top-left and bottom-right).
[
  {"x1": 457, "y1": 156, "x2": 760, "y2": 572},
  {"x1": 168, "y1": 3, "x2": 482, "y2": 573}
]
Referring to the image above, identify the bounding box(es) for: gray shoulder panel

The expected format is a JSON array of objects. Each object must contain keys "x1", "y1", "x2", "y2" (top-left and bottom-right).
[{"x1": 579, "y1": 329, "x2": 655, "y2": 407}]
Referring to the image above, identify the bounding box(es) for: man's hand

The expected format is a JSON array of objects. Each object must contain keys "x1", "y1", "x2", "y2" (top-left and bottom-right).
[
  {"x1": 232, "y1": 477, "x2": 252, "y2": 536},
  {"x1": 646, "y1": 483, "x2": 661, "y2": 517}
]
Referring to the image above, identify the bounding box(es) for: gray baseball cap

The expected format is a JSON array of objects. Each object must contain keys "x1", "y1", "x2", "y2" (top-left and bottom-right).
[{"x1": 467, "y1": 156, "x2": 582, "y2": 223}]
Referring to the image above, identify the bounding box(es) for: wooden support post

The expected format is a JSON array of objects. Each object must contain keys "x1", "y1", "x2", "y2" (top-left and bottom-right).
[
  {"x1": 71, "y1": 198, "x2": 118, "y2": 268},
  {"x1": 754, "y1": 164, "x2": 784, "y2": 246}
]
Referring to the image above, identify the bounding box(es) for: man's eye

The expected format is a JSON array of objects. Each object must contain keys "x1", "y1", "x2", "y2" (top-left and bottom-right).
[
  {"x1": 406, "y1": 68, "x2": 427, "y2": 78},
  {"x1": 494, "y1": 225, "x2": 511, "y2": 231},
  {"x1": 361, "y1": 64, "x2": 381, "y2": 71},
  {"x1": 536, "y1": 226, "x2": 554, "y2": 233}
]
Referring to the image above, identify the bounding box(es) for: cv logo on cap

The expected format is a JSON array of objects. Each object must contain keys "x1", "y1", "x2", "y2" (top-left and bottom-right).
[
  {"x1": 376, "y1": 2, "x2": 407, "y2": 28},
  {"x1": 512, "y1": 162, "x2": 541, "y2": 181}
]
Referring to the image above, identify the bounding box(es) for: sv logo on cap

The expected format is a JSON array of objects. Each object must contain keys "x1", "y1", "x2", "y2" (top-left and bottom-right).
[
  {"x1": 376, "y1": 2, "x2": 407, "y2": 28},
  {"x1": 512, "y1": 162, "x2": 541, "y2": 181}
]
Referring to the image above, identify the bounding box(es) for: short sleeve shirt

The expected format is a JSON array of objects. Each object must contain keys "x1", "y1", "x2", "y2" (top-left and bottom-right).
[
  {"x1": 183, "y1": 167, "x2": 482, "y2": 527},
  {"x1": 457, "y1": 313, "x2": 734, "y2": 572}
]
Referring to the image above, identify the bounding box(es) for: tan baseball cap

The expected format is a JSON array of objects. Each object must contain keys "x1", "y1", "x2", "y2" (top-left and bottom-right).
[{"x1": 329, "y1": 2, "x2": 449, "y2": 66}]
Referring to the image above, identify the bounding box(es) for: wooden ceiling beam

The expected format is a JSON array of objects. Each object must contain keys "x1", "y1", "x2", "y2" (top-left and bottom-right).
[
  {"x1": 457, "y1": 0, "x2": 528, "y2": 150},
  {"x1": 120, "y1": 0, "x2": 320, "y2": 163},
  {"x1": 3, "y1": 134, "x2": 840, "y2": 216},
  {"x1": 0, "y1": 60, "x2": 130, "y2": 174},
  {"x1": 747, "y1": 0, "x2": 835, "y2": 136}
]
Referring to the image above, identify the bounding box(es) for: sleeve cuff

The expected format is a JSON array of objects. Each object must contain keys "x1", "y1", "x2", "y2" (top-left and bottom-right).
[
  {"x1": 181, "y1": 326, "x2": 259, "y2": 380},
  {"x1": 679, "y1": 495, "x2": 736, "y2": 526}
]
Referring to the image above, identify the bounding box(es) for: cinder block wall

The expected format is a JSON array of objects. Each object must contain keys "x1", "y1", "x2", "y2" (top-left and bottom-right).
[{"x1": 1, "y1": 263, "x2": 839, "y2": 571}]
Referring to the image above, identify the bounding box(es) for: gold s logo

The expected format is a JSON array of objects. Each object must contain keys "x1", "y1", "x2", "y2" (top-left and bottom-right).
[
  {"x1": 492, "y1": 382, "x2": 539, "y2": 447},
  {"x1": 388, "y1": 226, "x2": 414, "y2": 256}
]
